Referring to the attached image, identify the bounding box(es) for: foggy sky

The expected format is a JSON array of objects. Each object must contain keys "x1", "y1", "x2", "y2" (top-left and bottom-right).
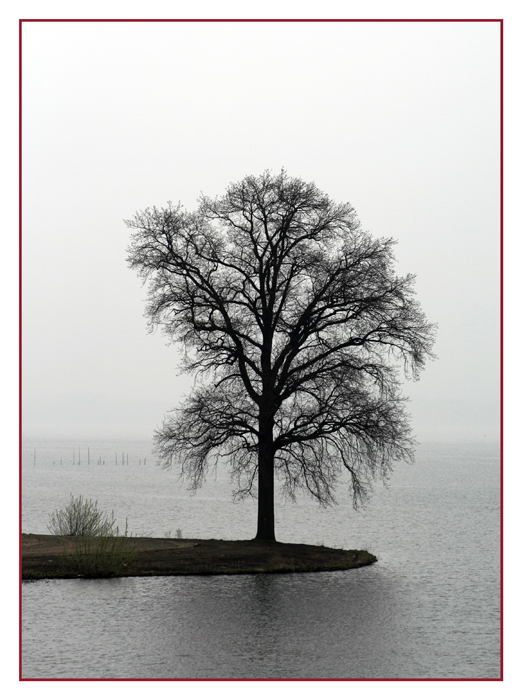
[{"x1": 21, "y1": 20, "x2": 501, "y2": 442}]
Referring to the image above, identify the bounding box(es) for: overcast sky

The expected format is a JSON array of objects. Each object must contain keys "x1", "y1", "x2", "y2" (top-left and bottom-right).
[{"x1": 21, "y1": 20, "x2": 500, "y2": 442}]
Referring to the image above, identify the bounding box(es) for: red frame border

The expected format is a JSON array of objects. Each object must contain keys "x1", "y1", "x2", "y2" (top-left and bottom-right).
[{"x1": 19, "y1": 17, "x2": 504, "y2": 683}]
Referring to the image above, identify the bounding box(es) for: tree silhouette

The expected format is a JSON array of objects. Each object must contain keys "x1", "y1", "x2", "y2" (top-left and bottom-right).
[{"x1": 127, "y1": 170, "x2": 436, "y2": 541}]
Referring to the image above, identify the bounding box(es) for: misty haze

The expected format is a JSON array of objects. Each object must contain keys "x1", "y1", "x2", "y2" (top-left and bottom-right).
[{"x1": 21, "y1": 19, "x2": 500, "y2": 681}]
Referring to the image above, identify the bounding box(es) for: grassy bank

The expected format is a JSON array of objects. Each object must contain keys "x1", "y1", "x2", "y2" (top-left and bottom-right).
[{"x1": 22, "y1": 534, "x2": 377, "y2": 580}]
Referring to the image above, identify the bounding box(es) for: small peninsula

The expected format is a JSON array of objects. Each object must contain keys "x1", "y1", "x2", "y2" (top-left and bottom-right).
[{"x1": 22, "y1": 534, "x2": 377, "y2": 580}]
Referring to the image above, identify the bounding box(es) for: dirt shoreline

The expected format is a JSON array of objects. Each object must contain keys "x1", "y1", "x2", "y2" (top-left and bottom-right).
[{"x1": 21, "y1": 533, "x2": 377, "y2": 580}]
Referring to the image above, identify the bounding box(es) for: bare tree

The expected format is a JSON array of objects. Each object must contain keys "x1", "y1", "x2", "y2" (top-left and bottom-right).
[{"x1": 126, "y1": 170, "x2": 436, "y2": 541}]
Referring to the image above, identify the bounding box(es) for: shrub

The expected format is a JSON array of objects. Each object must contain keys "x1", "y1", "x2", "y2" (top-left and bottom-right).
[
  {"x1": 46, "y1": 495, "x2": 139, "y2": 578},
  {"x1": 48, "y1": 494, "x2": 116, "y2": 537}
]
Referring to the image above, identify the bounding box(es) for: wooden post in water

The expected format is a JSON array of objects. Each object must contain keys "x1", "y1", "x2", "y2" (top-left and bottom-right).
[
  {"x1": 127, "y1": 453, "x2": 129, "y2": 465},
  {"x1": 144, "y1": 458, "x2": 146, "y2": 466},
  {"x1": 33, "y1": 450, "x2": 36, "y2": 466}
]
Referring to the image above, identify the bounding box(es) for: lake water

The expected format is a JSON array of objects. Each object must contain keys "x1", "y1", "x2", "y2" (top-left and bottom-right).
[{"x1": 21, "y1": 439, "x2": 501, "y2": 679}]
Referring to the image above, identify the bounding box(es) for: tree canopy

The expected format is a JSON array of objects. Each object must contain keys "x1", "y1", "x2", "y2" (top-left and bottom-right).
[{"x1": 126, "y1": 170, "x2": 436, "y2": 541}]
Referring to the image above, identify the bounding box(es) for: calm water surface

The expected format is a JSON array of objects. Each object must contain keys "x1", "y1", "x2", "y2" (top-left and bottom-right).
[{"x1": 21, "y1": 440, "x2": 500, "y2": 679}]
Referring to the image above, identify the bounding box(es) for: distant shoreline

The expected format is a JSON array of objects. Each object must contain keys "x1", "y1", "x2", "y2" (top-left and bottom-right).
[{"x1": 21, "y1": 534, "x2": 377, "y2": 580}]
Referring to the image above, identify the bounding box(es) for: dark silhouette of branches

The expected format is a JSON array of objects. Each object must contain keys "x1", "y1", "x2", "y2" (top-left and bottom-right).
[{"x1": 127, "y1": 170, "x2": 436, "y2": 541}]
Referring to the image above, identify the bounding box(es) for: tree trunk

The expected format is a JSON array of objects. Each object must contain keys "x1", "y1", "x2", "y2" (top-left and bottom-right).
[{"x1": 255, "y1": 411, "x2": 276, "y2": 541}]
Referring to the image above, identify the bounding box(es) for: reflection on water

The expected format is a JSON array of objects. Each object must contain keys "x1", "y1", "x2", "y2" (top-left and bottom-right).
[
  {"x1": 22, "y1": 441, "x2": 501, "y2": 679},
  {"x1": 22, "y1": 563, "x2": 499, "y2": 679},
  {"x1": 21, "y1": 570, "x2": 402, "y2": 678}
]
